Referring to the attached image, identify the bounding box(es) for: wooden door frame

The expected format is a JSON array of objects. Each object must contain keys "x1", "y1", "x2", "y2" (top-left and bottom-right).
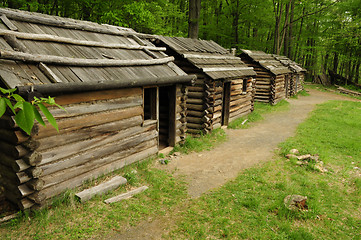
[{"x1": 221, "y1": 81, "x2": 231, "y2": 126}]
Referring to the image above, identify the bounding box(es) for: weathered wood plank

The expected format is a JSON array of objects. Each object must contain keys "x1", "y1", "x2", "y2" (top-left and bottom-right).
[
  {"x1": 42, "y1": 145, "x2": 158, "y2": 199},
  {"x1": 75, "y1": 176, "x2": 127, "y2": 203},
  {"x1": 104, "y1": 186, "x2": 148, "y2": 204},
  {"x1": 35, "y1": 105, "x2": 143, "y2": 139},
  {"x1": 41, "y1": 129, "x2": 157, "y2": 177},
  {"x1": 38, "y1": 115, "x2": 142, "y2": 151}
]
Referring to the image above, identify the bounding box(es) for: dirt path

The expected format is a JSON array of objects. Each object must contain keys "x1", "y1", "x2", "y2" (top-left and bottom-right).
[{"x1": 110, "y1": 88, "x2": 360, "y2": 239}]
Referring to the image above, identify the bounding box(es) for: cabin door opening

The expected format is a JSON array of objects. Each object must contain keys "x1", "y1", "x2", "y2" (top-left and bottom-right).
[
  {"x1": 295, "y1": 75, "x2": 299, "y2": 92},
  {"x1": 221, "y1": 81, "x2": 231, "y2": 126},
  {"x1": 158, "y1": 86, "x2": 176, "y2": 149},
  {"x1": 285, "y1": 75, "x2": 289, "y2": 98}
]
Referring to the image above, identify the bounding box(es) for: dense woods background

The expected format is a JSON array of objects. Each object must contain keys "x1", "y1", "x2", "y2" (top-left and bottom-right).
[{"x1": 1, "y1": 0, "x2": 360, "y2": 85}]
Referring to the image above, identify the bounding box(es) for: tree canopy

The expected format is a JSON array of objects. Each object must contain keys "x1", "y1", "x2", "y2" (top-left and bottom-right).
[{"x1": 1, "y1": 0, "x2": 360, "y2": 84}]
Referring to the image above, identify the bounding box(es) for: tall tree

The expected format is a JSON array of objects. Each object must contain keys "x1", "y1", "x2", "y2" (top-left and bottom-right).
[{"x1": 188, "y1": 0, "x2": 201, "y2": 38}]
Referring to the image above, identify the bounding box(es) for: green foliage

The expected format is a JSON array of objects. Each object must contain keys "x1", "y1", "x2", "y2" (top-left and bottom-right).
[
  {"x1": 0, "y1": 158, "x2": 187, "y2": 239},
  {"x1": 169, "y1": 100, "x2": 361, "y2": 239},
  {"x1": 173, "y1": 128, "x2": 227, "y2": 154},
  {"x1": 228, "y1": 100, "x2": 290, "y2": 129},
  {"x1": 0, "y1": 87, "x2": 64, "y2": 135}
]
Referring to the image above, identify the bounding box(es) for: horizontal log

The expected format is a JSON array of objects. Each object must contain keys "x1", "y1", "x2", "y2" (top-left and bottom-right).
[
  {"x1": 26, "y1": 167, "x2": 44, "y2": 178},
  {"x1": 186, "y1": 110, "x2": 204, "y2": 117},
  {"x1": 4, "y1": 191, "x2": 34, "y2": 210},
  {"x1": 40, "y1": 124, "x2": 151, "y2": 166},
  {"x1": 186, "y1": 104, "x2": 204, "y2": 111},
  {"x1": 42, "y1": 145, "x2": 158, "y2": 200},
  {"x1": 21, "y1": 139, "x2": 40, "y2": 151},
  {"x1": 41, "y1": 129, "x2": 158, "y2": 177},
  {"x1": 0, "y1": 49, "x2": 174, "y2": 67},
  {"x1": 2, "y1": 179, "x2": 35, "y2": 198},
  {"x1": 0, "y1": 129, "x2": 29, "y2": 144},
  {"x1": 0, "y1": 29, "x2": 166, "y2": 51},
  {"x1": 229, "y1": 109, "x2": 252, "y2": 123},
  {"x1": 37, "y1": 115, "x2": 142, "y2": 151},
  {"x1": 186, "y1": 98, "x2": 203, "y2": 105},
  {"x1": 27, "y1": 192, "x2": 46, "y2": 204},
  {"x1": 0, "y1": 164, "x2": 31, "y2": 184},
  {"x1": 35, "y1": 105, "x2": 143, "y2": 139},
  {"x1": 26, "y1": 179, "x2": 45, "y2": 191},
  {"x1": 75, "y1": 176, "x2": 127, "y2": 203},
  {"x1": 0, "y1": 141, "x2": 28, "y2": 159},
  {"x1": 52, "y1": 88, "x2": 142, "y2": 106},
  {"x1": 186, "y1": 116, "x2": 203, "y2": 124},
  {"x1": 104, "y1": 186, "x2": 148, "y2": 204},
  {"x1": 13, "y1": 159, "x2": 31, "y2": 173},
  {"x1": 22, "y1": 151, "x2": 42, "y2": 166}
]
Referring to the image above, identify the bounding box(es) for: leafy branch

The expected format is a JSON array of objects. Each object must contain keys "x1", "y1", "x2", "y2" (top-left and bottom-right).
[{"x1": 0, "y1": 87, "x2": 65, "y2": 135}]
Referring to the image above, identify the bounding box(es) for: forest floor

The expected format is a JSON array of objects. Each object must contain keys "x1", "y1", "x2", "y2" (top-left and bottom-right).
[{"x1": 111, "y1": 86, "x2": 360, "y2": 240}]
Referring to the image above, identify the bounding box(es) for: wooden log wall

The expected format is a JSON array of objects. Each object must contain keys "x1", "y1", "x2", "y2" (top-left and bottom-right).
[
  {"x1": 0, "y1": 115, "x2": 42, "y2": 210},
  {"x1": 271, "y1": 74, "x2": 286, "y2": 105},
  {"x1": 176, "y1": 84, "x2": 187, "y2": 144},
  {"x1": 29, "y1": 88, "x2": 158, "y2": 205},
  {"x1": 174, "y1": 60, "x2": 209, "y2": 135},
  {"x1": 204, "y1": 79, "x2": 223, "y2": 130},
  {"x1": 296, "y1": 73, "x2": 305, "y2": 93},
  {"x1": 289, "y1": 74, "x2": 296, "y2": 96},
  {"x1": 245, "y1": 62, "x2": 273, "y2": 103},
  {"x1": 228, "y1": 77, "x2": 255, "y2": 124}
]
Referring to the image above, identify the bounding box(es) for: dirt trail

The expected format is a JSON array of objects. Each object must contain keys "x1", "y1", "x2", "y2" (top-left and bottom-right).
[{"x1": 110, "y1": 88, "x2": 360, "y2": 239}]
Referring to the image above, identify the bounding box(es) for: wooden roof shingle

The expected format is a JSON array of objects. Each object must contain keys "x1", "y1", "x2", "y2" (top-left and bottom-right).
[
  {"x1": 241, "y1": 49, "x2": 292, "y2": 75},
  {"x1": 273, "y1": 55, "x2": 307, "y2": 73},
  {"x1": 0, "y1": 8, "x2": 189, "y2": 90},
  {"x1": 157, "y1": 36, "x2": 256, "y2": 80}
]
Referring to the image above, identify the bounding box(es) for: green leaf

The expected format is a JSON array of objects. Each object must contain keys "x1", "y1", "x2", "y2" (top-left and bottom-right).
[
  {"x1": 0, "y1": 98, "x2": 6, "y2": 117},
  {"x1": 0, "y1": 87, "x2": 16, "y2": 94},
  {"x1": 14, "y1": 102, "x2": 35, "y2": 135},
  {"x1": 12, "y1": 94, "x2": 25, "y2": 102},
  {"x1": 32, "y1": 105, "x2": 45, "y2": 126},
  {"x1": 4, "y1": 98, "x2": 15, "y2": 114},
  {"x1": 13, "y1": 101, "x2": 23, "y2": 110},
  {"x1": 38, "y1": 103, "x2": 59, "y2": 132}
]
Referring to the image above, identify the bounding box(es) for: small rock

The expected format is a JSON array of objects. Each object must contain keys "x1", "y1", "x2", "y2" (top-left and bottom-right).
[
  {"x1": 286, "y1": 154, "x2": 297, "y2": 159},
  {"x1": 131, "y1": 170, "x2": 138, "y2": 174},
  {"x1": 297, "y1": 154, "x2": 312, "y2": 161},
  {"x1": 310, "y1": 154, "x2": 320, "y2": 161},
  {"x1": 173, "y1": 152, "x2": 181, "y2": 157},
  {"x1": 284, "y1": 194, "x2": 308, "y2": 211},
  {"x1": 159, "y1": 159, "x2": 169, "y2": 165},
  {"x1": 354, "y1": 167, "x2": 360, "y2": 170},
  {"x1": 289, "y1": 149, "x2": 300, "y2": 155},
  {"x1": 351, "y1": 162, "x2": 355, "y2": 165},
  {"x1": 296, "y1": 161, "x2": 303, "y2": 165}
]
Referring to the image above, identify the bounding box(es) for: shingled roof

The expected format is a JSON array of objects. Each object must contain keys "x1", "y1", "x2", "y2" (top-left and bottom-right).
[
  {"x1": 273, "y1": 55, "x2": 307, "y2": 73},
  {"x1": 156, "y1": 36, "x2": 256, "y2": 80},
  {"x1": 241, "y1": 49, "x2": 292, "y2": 75},
  {"x1": 0, "y1": 8, "x2": 190, "y2": 93}
]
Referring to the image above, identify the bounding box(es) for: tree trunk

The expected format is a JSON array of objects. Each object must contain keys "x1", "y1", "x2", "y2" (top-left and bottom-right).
[
  {"x1": 287, "y1": 0, "x2": 294, "y2": 58},
  {"x1": 188, "y1": 0, "x2": 201, "y2": 39}
]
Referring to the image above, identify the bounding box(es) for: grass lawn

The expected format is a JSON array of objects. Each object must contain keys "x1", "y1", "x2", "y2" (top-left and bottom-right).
[
  {"x1": 1, "y1": 99, "x2": 360, "y2": 239},
  {"x1": 168, "y1": 100, "x2": 361, "y2": 239}
]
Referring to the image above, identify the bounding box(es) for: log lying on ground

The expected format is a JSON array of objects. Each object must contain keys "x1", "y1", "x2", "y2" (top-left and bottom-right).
[
  {"x1": 104, "y1": 186, "x2": 148, "y2": 204},
  {"x1": 75, "y1": 176, "x2": 127, "y2": 203}
]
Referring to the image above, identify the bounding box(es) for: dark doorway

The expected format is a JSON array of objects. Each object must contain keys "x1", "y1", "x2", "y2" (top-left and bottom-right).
[
  {"x1": 285, "y1": 75, "x2": 290, "y2": 98},
  {"x1": 221, "y1": 82, "x2": 231, "y2": 126},
  {"x1": 158, "y1": 86, "x2": 176, "y2": 149}
]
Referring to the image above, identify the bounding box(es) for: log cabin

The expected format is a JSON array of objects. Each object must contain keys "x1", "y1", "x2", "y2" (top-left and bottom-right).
[
  {"x1": 0, "y1": 8, "x2": 195, "y2": 210},
  {"x1": 239, "y1": 50, "x2": 292, "y2": 104},
  {"x1": 273, "y1": 55, "x2": 307, "y2": 96},
  {"x1": 153, "y1": 36, "x2": 256, "y2": 134}
]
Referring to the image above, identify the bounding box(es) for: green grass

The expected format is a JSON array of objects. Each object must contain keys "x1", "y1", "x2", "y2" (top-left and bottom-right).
[
  {"x1": 168, "y1": 100, "x2": 361, "y2": 239},
  {"x1": 291, "y1": 89, "x2": 310, "y2": 99},
  {"x1": 172, "y1": 128, "x2": 227, "y2": 154},
  {"x1": 228, "y1": 99, "x2": 290, "y2": 129},
  {"x1": 0, "y1": 158, "x2": 188, "y2": 240},
  {"x1": 306, "y1": 83, "x2": 361, "y2": 100},
  {"x1": 2, "y1": 100, "x2": 360, "y2": 240}
]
